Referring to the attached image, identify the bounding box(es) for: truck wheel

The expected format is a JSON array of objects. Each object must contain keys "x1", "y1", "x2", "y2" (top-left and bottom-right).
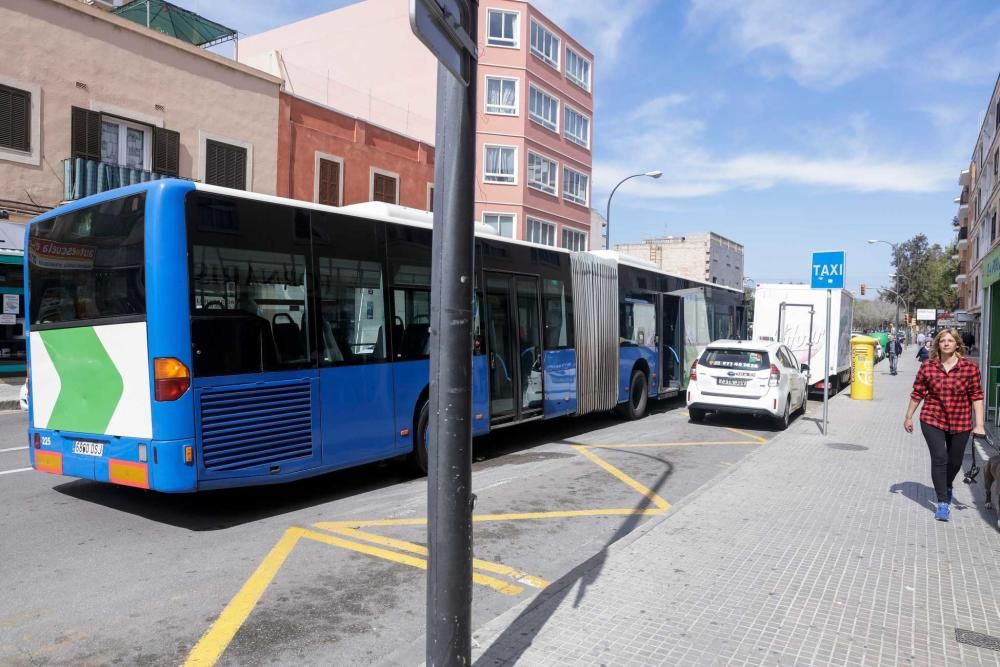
[
  {"x1": 410, "y1": 402, "x2": 429, "y2": 475},
  {"x1": 617, "y1": 369, "x2": 649, "y2": 421}
]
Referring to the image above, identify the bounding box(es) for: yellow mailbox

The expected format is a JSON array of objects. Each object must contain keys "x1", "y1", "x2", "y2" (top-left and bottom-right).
[{"x1": 850, "y1": 335, "x2": 876, "y2": 400}]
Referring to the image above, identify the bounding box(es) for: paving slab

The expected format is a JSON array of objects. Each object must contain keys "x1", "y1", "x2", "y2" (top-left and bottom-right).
[{"x1": 470, "y1": 351, "x2": 1000, "y2": 667}]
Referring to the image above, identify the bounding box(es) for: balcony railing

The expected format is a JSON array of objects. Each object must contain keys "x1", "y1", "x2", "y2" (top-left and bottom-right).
[{"x1": 63, "y1": 158, "x2": 172, "y2": 201}]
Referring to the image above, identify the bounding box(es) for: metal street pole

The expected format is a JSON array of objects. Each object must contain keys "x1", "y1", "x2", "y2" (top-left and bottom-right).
[
  {"x1": 425, "y1": 3, "x2": 477, "y2": 664},
  {"x1": 604, "y1": 170, "x2": 662, "y2": 248},
  {"x1": 823, "y1": 289, "x2": 831, "y2": 435}
]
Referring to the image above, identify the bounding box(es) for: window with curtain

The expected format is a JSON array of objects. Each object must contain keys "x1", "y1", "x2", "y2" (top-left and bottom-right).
[
  {"x1": 530, "y1": 19, "x2": 560, "y2": 70},
  {"x1": 565, "y1": 48, "x2": 592, "y2": 91},
  {"x1": 485, "y1": 77, "x2": 518, "y2": 115},
  {"x1": 564, "y1": 107, "x2": 590, "y2": 148},
  {"x1": 526, "y1": 218, "x2": 555, "y2": 246},
  {"x1": 563, "y1": 167, "x2": 589, "y2": 206},
  {"x1": 527, "y1": 151, "x2": 557, "y2": 195},
  {"x1": 529, "y1": 85, "x2": 559, "y2": 132},
  {"x1": 483, "y1": 213, "x2": 514, "y2": 237},
  {"x1": 484, "y1": 145, "x2": 516, "y2": 183}
]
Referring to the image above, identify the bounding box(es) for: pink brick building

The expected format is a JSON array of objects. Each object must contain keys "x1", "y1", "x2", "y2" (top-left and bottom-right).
[{"x1": 239, "y1": 0, "x2": 593, "y2": 248}]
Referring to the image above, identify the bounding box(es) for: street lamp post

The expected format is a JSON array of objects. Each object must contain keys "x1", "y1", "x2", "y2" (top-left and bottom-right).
[
  {"x1": 605, "y1": 170, "x2": 662, "y2": 249},
  {"x1": 868, "y1": 239, "x2": 901, "y2": 337}
]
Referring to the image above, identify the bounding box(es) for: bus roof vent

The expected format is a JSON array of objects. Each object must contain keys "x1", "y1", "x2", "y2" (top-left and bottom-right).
[{"x1": 340, "y1": 202, "x2": 433, "y2": 225}]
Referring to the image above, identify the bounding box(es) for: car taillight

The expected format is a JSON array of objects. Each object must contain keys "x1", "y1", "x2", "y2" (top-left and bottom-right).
[
  {"x1": 154, "y1": 357, "x2": 190, "y2": 401},
  {"x1": 690, "y1": 360, "x2": 698, "y2": 381},
  {"x1": 768, "y1": 363, "x2": 780, "y2": 387}
]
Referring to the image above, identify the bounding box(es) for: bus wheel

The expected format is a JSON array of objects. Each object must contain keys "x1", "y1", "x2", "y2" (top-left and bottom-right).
[
  {"x1": 617, "y1": 369, "x2": 649, "y2": 421},
  {"x1": 410, "y1": 402, "x2": 429, "y2": 476}
]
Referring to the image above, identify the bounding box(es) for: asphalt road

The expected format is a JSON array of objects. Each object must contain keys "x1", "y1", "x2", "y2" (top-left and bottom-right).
[{"x1": 0, "y1": 399, "x2": 782, "y2": 666}]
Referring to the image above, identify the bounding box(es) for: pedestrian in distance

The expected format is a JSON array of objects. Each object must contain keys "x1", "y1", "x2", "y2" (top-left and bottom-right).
[
  {"x1": 903, "y1": 329, "x2": 985, "y2": 522},
  {"x1": 917, "y1": 331, "x2": 926, "y2": 347},
  {"x1": 888, "y1": 335, "x2": 902, "y2": 375},
  {"x1": 916, "y1": 341, "x2": 929, "y2": 363}
]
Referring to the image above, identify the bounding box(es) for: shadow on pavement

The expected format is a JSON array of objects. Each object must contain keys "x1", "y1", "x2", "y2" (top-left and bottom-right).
[
  {"x1": 475, "y1": 447, "x2": 674, "y2": 666},
  {"x1": 889, "y1": 481, "x2": 937, "y2": 513},
  {"x1": 52, "y1": 396, "x2": 692, "y2": 531}
]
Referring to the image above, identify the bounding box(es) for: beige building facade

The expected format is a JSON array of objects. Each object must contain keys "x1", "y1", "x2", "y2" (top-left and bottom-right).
[
  {"x1": 0, "y1": 0, "x2": 281, "y2": 223},
  {"x1": 617, "y1": 232, "x2": 745, "y2": 289}
]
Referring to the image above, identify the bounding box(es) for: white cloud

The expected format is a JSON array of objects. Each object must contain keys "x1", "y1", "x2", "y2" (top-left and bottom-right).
[
  {"x1": 530, "y1": 0, "x2": 655, "y2": 65},
  {"x1": 593, "y1": 92, "x2": 953, "y2": 201},
  {"x1": 686, "y1": 0, "x2": 897, "y2": 88}
]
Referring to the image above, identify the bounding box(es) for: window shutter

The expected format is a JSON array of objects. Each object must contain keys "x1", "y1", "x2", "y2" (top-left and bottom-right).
[
  {"x1": 0, "y1": 85, "x2": 31, "y2": 152},
  {"x1": 205, "y1": 139, "x2": 247, "y2": 190},
  {"x1": 317, "y1": 159, "x2": 341, "y2": 206},
  {"x1": 71, "y1": 106, "x2": 101, "y2": 161},
  {"x1": 153, "y1": 126, "x2": 180, "y2": 177}
]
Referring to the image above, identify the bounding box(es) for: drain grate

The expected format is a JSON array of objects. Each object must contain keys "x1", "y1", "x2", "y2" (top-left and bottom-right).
[
  {"x1": 826, "y1": 442, "x2": 869, "y2": 451},
  {"x1": 956, "y1": 628, "x2": 1000, "y2": 652}
]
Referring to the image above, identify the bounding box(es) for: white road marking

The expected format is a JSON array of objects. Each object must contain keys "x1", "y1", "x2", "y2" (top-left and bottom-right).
[
  {"x1": 0, "y1": 446, "x2": 28, "y2": 453},
  {"x1": 0, "y1": 467, "x2": 32, "y2": 476}
]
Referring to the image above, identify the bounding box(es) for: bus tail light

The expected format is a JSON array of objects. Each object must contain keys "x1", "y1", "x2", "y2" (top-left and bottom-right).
[
  {"x1": 154, "y1": 358, "x2": 190, "y2": 401},
  {"x1": 689, "y1": 360, "x2": 698, "y2": 381}
]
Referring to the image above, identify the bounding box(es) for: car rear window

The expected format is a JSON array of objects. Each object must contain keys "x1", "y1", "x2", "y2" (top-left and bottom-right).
[{"x1": 700, "y1": 348, "x2": 769, "y2": 370}]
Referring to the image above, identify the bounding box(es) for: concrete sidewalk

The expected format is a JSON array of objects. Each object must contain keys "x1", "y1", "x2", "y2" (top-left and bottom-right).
[
  {"x1": 0, "y1": 377, "x2": 23, "y2": 411},
  {"x1": 470, "y1": 353, "x2": 1000, "y2": 666}
]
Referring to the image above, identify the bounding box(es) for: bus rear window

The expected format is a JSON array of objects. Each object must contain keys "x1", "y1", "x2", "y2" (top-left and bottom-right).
[
  {"x1": 28, "y1": 194, "x2": 146, "y2": 327},
  {"x1": 699, "y1": 348, "x2": 769, "y2": 370}
]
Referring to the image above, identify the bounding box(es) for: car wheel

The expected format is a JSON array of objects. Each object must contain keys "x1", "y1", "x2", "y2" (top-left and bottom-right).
[
  {"x1": 617, "y1": 369, "x2": 649, "y2": 421},
  {"x1": 774, "y1": 396, "x2": 791, "y2": 431},
  {"x1": 410, "y1": 401, "x2": 429, "y2": 475},
  {"x1": 689, "y1": 407, "x2": 706, "y2": 423}
]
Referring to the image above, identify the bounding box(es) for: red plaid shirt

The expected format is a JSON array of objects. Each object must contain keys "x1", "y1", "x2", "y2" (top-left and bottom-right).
[{"x1": 910, "y1": 357, "x2": 983, "y2": 432}]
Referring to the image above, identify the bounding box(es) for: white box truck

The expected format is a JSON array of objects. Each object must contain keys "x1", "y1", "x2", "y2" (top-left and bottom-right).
[{"x1": 752, "y1": 284, "x2": 855, "y2": 392}]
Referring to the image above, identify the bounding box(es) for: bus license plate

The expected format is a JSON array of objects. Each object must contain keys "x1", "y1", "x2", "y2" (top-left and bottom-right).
[
  {"x1": 73, "y1": 441, "x2": 104, "y2": 457},
  {"x1": 717, "y1": 378, "x2": 748, "y2": 387}
]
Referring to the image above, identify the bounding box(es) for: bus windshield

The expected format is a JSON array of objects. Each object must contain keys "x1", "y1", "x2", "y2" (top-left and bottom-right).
[{"x1": 28, "y1": 193, "x2": 146, "y2": 327}]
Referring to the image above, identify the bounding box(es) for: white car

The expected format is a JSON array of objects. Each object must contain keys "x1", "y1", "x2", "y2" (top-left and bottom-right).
[{"x1": 686, "y1": 340, "x2": 808, "y2": 430}]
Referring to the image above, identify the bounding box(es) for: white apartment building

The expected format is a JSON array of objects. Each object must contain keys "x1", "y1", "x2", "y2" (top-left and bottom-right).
[{"x1": 616, "y1": 232, "x2": 744, "y2": 289}]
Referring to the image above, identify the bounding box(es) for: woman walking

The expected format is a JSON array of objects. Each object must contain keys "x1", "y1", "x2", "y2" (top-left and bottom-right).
[{"x1": 904, "y1": 329, "x2": 984, "y2": 521}]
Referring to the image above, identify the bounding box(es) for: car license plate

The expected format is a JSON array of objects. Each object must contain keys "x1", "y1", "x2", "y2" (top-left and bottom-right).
[
  {"x1": 717, "y1": 378, "x2": 748, "y2": 387},
  {"x1": 73, "y1": 441, "x2": 104, "y2": 457}
]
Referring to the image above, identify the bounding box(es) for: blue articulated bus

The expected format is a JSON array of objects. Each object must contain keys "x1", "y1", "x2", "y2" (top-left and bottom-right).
[{"x1": 24, "y1": 180, "x2": 745, "y2": 492}]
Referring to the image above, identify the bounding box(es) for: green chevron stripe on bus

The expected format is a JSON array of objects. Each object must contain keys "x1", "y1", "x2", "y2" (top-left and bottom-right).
[{"x1": 30, "y1": 322, "x2": 153, "y2": 438}]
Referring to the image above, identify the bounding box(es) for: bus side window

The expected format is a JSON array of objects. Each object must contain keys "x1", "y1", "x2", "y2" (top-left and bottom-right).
[{"x1": 542, "y1": 279, "x2": 572, "y2": 349}]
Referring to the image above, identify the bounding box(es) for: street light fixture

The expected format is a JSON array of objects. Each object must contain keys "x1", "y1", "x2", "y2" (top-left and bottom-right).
[
  {"x1": 605, "y1": 170, "x2": 663, "y2": 249},
  {"x1": 868, "y1": 239, "x2": 901, "y2": 336}
]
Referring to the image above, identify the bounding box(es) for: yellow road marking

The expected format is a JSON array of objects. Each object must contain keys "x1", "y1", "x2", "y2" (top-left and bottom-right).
[
  {"x1": 184, "y1": 528, "x2": 302, "y2": 666},
  {"x1": 315, "y1": 508, "x2": 665, "y2": 533},
  {"x1": 722, "y1": 427, "x2": 769, "y2": 444},
  {"x1": 326, "y1": 526, "x2": 550, "y2": 589},
  {"x1": 585, "y1": 440, "x2": 761, "y2": 448},
  {"x1": 297, "y1": 527, "x2": 525, "y2": 596},
  {"x1": 572, "y1": 446, "x2": 670, "y2": 510}
]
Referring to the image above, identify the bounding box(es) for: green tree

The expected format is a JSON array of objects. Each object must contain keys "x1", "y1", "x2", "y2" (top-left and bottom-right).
[{"x1": 880, "y1": 233, "x2": 958, "y2": 313}]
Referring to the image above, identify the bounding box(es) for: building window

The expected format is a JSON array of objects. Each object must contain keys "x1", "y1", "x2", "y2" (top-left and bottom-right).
[
  {"x1": 526, "y1": 217, "x2": 555, "y2": 246},
  {"x1": 483, "y1": 212, "x2": 514, "y2": 237},
  {"x1": 487, "y1": 9, "x2": 519, "y2": 48},
  {"x1": 484, "y1": 144, "x2": 517, "y2": 184},
  {"x1": 0, "y1": 84, "x2": 31, "y2": 152},
  {"x1": 565, "y1": 47, "x2": 591, "y2": 91},
  {"x1": 316, "y1": 156, "x2": 342, "y2": 206},
  {"x1": 529, "y1": 85, "x2": 559, "y2": 132},
  {"x1": 427, "y1": 183, "x2": 434, "y2": 212},
  {"x1": 563, "y1": 167, "x2": 589, "y2": 206},
  {"x1": 562, "y1": 228, "x2": 587, "y2": 251},
  {"x1": 101, "y1": 117, "x2": 152, "y2": 170},
  {"x1": 485, "y1": 76, "x2": 518, "y2": 115},
  {"x1": 205, "y1": 139, "x2": 248, "y2": 190},
  {"x1": 994, "y1": 148, "x2": 998, "y2": 179},
  {"x1": 530, "y1": 19, "x2": 560, "y2": 70},
  {"x1": 564, "y1": 106, "x2": 590, "y2": 148},
  {"x1": 527, "y1": 151, "x2": 558, "y2": 195},
  {"x1": 371, "y1": 169, "x2": 399, "y2": 204}
]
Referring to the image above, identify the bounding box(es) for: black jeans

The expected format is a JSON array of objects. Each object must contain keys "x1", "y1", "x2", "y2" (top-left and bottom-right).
[{"x1": 919, "y1": 422, "x2": 970, "y2": 502}]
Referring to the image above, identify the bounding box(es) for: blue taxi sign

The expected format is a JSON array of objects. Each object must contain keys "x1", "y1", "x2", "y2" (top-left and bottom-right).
[{"x1": 811, "y1": 251, "x2": 846, "y2": 289}]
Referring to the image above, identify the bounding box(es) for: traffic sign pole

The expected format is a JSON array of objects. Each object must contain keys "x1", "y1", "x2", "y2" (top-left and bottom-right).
[
  {"x1": 823, "y1": 289, "x2": 831, "y2": 435},
  {"x1": 811, "y1": 251, "x2": 845, "y2": 437}
]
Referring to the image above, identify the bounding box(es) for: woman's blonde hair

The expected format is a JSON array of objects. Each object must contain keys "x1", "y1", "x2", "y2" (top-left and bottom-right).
[{"x1": 930, "y1": 328, "x2": 967, "y2": 361}]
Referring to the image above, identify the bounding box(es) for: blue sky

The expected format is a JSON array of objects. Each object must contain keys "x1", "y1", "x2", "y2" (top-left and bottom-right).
[{"x1": 187, "y1": 0, "x2": 1000, "y2": 294}]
